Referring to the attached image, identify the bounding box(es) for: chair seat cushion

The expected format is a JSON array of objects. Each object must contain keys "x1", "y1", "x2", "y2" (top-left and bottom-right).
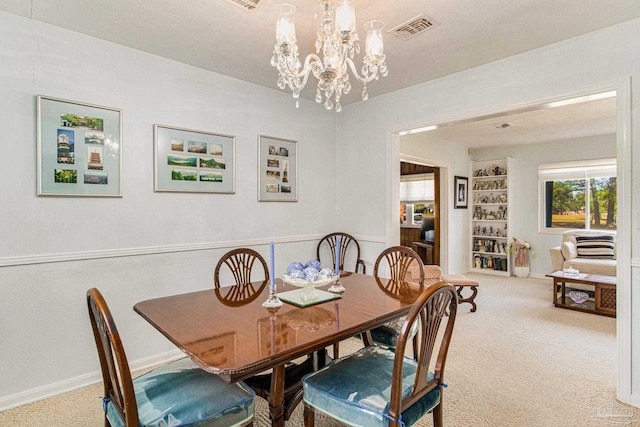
[
  {"x1": 440, "y1": 274, "x2": 478, "y2": 287},
  {"x1": 303, "y1": 346, "x2": 440, "y2": 427},
  {"x1": 106, "y1": 358, "x2": 254, "y2": 427},
  {"x1": 370, "y1": 316, "x2": 419, "y2": 349},
  {"x1": 370, "y1": 323, "x2": 401, "y2": 348}
]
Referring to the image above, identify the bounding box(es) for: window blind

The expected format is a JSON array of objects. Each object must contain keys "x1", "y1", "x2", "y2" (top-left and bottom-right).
[
  {"x1": 400, "y1": 173, "x2": 434, "y2": 202},
  {"x1": 538, "y1": 158, "x2": 616, "y2": 180}
]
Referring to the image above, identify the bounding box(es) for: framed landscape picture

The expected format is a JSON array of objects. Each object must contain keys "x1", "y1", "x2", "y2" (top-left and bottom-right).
[
  {"x1": 454, "y1": 175, "x2": 468, "y2": 209},
  {"x1": 154, "y1": 125, "x2": 235, "y2": 193},
  {"x1": 37, "y1": 96, "x2": 122, "y2": 196},
  {"x1": 258, "y1": 135, "x2": 297, "y2": 202}
]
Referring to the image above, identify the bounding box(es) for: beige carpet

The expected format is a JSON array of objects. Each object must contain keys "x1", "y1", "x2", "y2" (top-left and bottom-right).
[{"x1": 1, "y1": 274, "x2": 638, "y2": 426}]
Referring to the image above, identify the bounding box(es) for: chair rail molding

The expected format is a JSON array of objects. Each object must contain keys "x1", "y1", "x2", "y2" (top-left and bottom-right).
[{"x1": 0, "y1": 234, "x2": 385, "y2": 267}]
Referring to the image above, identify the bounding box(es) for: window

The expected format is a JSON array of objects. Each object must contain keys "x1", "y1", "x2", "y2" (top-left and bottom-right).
[
  {"x1": 399, "y1": 173, "x2": 434, "y2": 202},
  {"x1": 539, "y1": 159, "x2": 616, "y2": 231},
  {"x1": 400, "y1": 173, "x2": 435, "y2": 225}
]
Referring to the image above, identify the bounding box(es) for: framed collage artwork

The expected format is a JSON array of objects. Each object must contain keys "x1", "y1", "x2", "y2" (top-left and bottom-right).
[
  {"x1": 154, "y1": 124, "x2": 235, "y2": 193},
  {"x1": 37, "y1": 96, "x2": 122, "y2": 197},
  {"x1": 258, "y1": 135, "x2": 297, "y2": 202}
]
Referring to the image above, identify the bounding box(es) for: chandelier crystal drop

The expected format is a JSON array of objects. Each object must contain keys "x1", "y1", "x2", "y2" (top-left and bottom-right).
[{"x1": 271, "y1": 1, "x2": 388, "y2": 112}]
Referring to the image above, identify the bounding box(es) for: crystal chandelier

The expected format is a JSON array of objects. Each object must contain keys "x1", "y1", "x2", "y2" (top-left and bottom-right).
[{"x1": 271, "y1": 0, "x2": 388, "y2": 112}]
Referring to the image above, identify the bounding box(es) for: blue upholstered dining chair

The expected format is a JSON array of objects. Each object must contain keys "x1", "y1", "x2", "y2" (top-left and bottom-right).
[
  {"x1": 367, "y1": 246, "x2": 425, "y2": 353},
  {"x1": 87, "y1": 288, "x2": 255, "y2": 427},
  {"x1": 302, "y1": 281, "x2": 458, "y2": 427}
]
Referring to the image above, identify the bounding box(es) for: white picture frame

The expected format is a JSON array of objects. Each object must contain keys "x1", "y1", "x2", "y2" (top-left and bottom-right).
[{"x1": 258, "y1": 135, "x2": 298, "y2": 202}]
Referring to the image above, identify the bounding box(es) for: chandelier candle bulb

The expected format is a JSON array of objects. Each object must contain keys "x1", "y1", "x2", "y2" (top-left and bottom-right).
[
  {"x1": 276, "y1": 4, "x2": 296, "y2": 44},
  {"x1": 365, "y1": 20, "x2": 384, "y2": 57},
  {"x1": 335, "y1": 0, "x2": 356, "y2": 33}
]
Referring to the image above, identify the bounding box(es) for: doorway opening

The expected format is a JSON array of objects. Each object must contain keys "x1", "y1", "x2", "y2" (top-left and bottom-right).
[{"x1": 399, "y1": 161, "x2": 440, "y2": 265}]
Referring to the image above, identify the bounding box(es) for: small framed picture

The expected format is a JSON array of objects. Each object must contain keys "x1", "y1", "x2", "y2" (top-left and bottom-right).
[
  {"x1": 37, "y1": 96, "x2": 122, "y2": 196},
  {"x1": 454, "y1": 176, "x2": 468, "y2": 209},
  {"x1": 154, "y1": 125, "x2": 235, "y2": 193},
  {"x1": 258, "y1": 135, "x2": 297, "y2": 202}
]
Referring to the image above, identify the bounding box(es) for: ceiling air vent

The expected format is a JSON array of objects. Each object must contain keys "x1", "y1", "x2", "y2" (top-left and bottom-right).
[
  {"x1": 494, "y1": 122, "x2": 513, "y2": 129},
  {"x1": 226, "y1": 0, "x2": 265, "y2": 11},
  {"x1": 389, "y1": 14, "x2": 440, "y2": 40}
]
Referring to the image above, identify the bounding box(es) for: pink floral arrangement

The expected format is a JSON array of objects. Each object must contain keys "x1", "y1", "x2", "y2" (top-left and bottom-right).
[
  {"x1": 507, "y1": 237, "x2": 532, "y2": 268},
  {"x1": 506, "y1": 238, "x2": 531, "y2": 256}
]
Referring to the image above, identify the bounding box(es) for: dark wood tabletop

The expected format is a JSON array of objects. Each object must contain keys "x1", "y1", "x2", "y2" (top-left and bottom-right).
[{"x1": 134, "y1": 272, "x2": 422, "y2": 426}]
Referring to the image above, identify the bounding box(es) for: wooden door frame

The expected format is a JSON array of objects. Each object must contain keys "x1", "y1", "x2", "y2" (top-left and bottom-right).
[{"x1": 399, "y1": 154, "x2": 448, "y2": 271}]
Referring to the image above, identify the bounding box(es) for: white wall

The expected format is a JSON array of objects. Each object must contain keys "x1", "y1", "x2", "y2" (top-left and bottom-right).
[
  {"x1": 338, "y1": 18, "x2": 640, "y2": 406},
  {"x1": 0, "y1": 11, "x2": 339, "y2": 408},
  {"x1": 472, "y1": 134, "x2": 617, "y2": 275}
]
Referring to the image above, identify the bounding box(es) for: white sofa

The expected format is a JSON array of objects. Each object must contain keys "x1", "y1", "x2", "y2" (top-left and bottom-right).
[{"x1": 549, "y1": 229, "x2": 616, "y2": 276}]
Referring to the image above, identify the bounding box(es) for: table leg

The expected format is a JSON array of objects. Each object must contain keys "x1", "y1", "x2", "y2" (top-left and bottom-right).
[
  {"x1": 269, "y1": 364, "x2": 286, "y2": 427},
  {"x1": 553, "y1": 278, "x2": 558, "y2": 305}
]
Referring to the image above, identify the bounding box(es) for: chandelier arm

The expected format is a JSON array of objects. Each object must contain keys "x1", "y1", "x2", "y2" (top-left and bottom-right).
[
  {"x1": 344, "y1": 58, "x2": 378, "y2": 84},
  {"x1": 281, "y1": 53, "x2": 323, "y2": 81}
]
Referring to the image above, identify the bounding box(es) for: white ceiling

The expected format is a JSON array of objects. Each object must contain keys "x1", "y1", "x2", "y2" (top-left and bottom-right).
[
  {"x1": 1, "y1": 0, "x2": 633, "y2": 144},
  {"x1": 407, "y1": 94, "x2": 618, "y2": 148}
]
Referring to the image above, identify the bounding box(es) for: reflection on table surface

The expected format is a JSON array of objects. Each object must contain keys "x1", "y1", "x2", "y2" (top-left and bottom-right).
[{"x1": 214, "y1": 280, "x2": 268, "y2": 307}]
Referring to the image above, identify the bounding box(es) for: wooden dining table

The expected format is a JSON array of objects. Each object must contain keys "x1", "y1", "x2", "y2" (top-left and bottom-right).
[{"x1": 134, "y1": 272, "x2": 423, "y2": 427}]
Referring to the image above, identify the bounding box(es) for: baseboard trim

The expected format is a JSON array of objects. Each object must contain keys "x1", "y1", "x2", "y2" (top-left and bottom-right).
[
  {"x1": 0, "y1": 349, "x2": 183, "y2": 412},
  {"x1": 0, "y1": 234, "x2": 384, "y2": 267}
]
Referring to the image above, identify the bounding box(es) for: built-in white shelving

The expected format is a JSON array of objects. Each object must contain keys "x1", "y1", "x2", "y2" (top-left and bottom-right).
[{"x1": 470, "y1": 158, "x2": 513, "y2": 276}]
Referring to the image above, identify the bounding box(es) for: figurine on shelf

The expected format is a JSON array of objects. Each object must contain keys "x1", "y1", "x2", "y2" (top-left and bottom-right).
[
  {"x1": 473, "y1": 206, "x2": 482, "y2": 220},
  {"x1": 474, "y1": 255, "x2": 481, "y2": 269}
]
